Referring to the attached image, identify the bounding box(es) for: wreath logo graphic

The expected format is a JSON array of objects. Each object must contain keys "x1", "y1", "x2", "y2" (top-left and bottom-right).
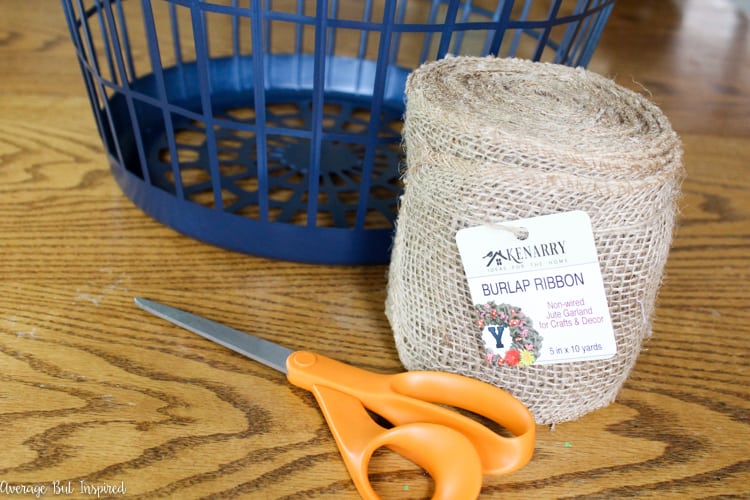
[{"x1": 473, "y1": 302, "x2": 543, "y2": 366}]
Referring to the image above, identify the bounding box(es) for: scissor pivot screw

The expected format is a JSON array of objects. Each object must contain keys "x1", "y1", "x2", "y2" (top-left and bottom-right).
[{"x1": 291, "y1": 351, "x2": 318, "y2": 368}]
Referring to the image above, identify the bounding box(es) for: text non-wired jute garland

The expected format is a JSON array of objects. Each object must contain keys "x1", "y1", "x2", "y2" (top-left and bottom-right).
[{"x1": 386, "y1": 56, "x2": 684, "y2": 424}]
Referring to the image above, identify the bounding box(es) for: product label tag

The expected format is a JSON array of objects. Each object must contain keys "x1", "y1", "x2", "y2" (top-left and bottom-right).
[{"x1": 456, "y1": 211, "x2": 616, "y2": 366}]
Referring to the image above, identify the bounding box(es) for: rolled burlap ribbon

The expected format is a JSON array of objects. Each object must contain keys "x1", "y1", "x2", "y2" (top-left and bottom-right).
[{"x1": 386, "y1": 56, "x2": 684, "y2": 424}]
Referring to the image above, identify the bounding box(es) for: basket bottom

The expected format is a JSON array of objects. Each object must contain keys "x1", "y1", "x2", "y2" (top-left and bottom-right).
[{"x1": 105, "y1": 55, "x2": 408, "y2": 264}]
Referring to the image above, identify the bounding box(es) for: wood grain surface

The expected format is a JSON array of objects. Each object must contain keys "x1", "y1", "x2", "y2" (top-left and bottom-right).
[{"x1": 1, "y1": 0, "x2": 748, "y2": 498}]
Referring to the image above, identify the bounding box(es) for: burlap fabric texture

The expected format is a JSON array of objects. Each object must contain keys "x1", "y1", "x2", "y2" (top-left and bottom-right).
[{"x1": 385, "y1": 56, "x2": 684, "y2": 424}]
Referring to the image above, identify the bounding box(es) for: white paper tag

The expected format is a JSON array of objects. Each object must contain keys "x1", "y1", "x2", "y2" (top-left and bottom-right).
[{"x1": 456, "y1": 211, "x2": 616, "y2": 366}]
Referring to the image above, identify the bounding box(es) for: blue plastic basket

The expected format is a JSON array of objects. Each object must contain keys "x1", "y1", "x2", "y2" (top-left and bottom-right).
[{"x1": 62, "y1": 0, "x2": 616, "y2": 264}]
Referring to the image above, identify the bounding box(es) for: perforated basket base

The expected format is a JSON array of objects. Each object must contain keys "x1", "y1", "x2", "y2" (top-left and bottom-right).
[
  {"x1": 112, "y1": 162, "x2": 396, "y2": 264},
  {"x1": 106, "y1": 55, "x2": 407, "y2": 264}
]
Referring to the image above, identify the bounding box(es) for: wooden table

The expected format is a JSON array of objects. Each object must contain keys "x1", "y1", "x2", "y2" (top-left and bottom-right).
[{"x1": 1, "y1": 0, "x2": 748, "y2": 497}]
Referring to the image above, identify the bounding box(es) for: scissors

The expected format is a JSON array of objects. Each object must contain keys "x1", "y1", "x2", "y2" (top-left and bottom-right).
[{"x1": 134, "y1": 297, "x2": 535, "y2": 499}]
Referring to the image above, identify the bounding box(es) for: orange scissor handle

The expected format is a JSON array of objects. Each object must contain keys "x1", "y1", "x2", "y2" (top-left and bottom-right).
[
  {"x1": 387, "y1": 370, "x2": 535, "y2": 474},
  {"x1": 286, "y1": 351, "x2": 535, "y2": 486},
  {"x1": 311, "y1": 384, "x2": 483, "y2": 500}
]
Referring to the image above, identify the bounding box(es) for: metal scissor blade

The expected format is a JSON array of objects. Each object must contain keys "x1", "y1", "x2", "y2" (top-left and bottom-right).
[{"x1": 134, "y1": 297, "x2": 293, "y2": 374}]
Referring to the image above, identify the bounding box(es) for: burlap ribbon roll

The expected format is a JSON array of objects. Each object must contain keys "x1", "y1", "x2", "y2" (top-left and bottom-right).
[{"x1": 386, "y1": 57, "x2": 684, "y2": 424}]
